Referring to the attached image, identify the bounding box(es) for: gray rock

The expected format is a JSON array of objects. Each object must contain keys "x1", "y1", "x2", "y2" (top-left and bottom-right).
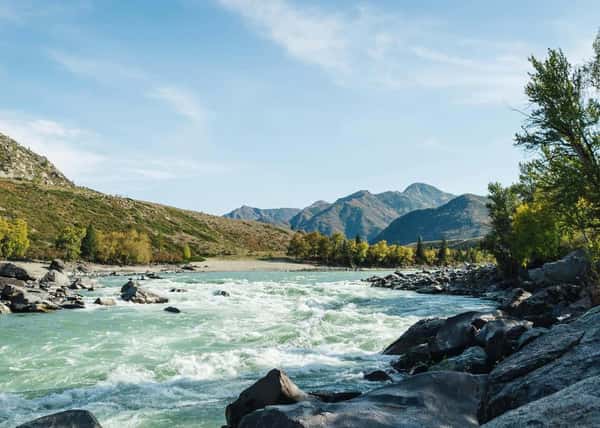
[
  {"x1": 49, "y1": 259, "x2": 66, "y2": 273},
  {"x1": 516, "y1": 327, "x2": 548, "y2": 350},
  {"x1": 164, "y1": 306, "x2": 181, "y2": 313},
  {"x1": 429, "y1": 311, "x2": 482, "y2": 359},
  {"x1": 308, "y1": 391, "x2": 362, "y2": 403},
  {"x1": 226, "y1": 368, "x2": 308, "y2": 428},
  {"x1": 382, "y1": 317, "x2": 445, "y2": 355},
  {"x1": 16, "y1": 409, "x2": 102, "y2": 428},
  {"x1": 480, "y1": 306, "x2": 600, "y2": 422},
  {"x1": 363, "y1": 370, "x2": 392, "y2": 382},
  {"x1": 120, "y1": 280, "x2": 168, "y2": 304},
  {"x1": 40, "y1": 269, "x2": 70, "y2": 287},
  {"x1": 391, "y1": 343, "x2": 431, "y2": 373},
  {"x1": 528, "y1": 249, "x2": 589, "y2": 285},
  {"x1": 70, "y1": 278, "x2": 95, "y2": 290},
  {"x1": 1, "y1": 284, "x2": 58, "y2": 313},
  {"x1": 475, "y1": 318, "x2": 532, "y2": 363},
  {"x1": 0, "y1": 302, "x2": 11, "y2": 314},
  {"x1": 482, "y1": 375, "x2": 600, "y2": 428},
  {"x1": 94, "y1": 297, "x2": 116, "y2": 306},
  {"x1": 0, "y1": 262, "x2": 37, "y2": 281},
  {"x1": 214, "y1": 290, "x2": 230, "y2": 297},
  {"x1": 239, "y1": 371, "x2": 487, "y2": 428},
  {"x1": 429, "y1": 346, "x2": 489, "y2": 374}
]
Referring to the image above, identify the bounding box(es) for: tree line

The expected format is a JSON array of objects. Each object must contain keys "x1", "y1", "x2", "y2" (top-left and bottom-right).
[
  {"x1": 54, "y1": 225, "x2": 193, "y2": 265},
  {"x1": 287, "y1": 231, "x2": 491, "y2": 268},
  {"x1": 484, "y1": 31, "x2": 600, "y2": 278}
]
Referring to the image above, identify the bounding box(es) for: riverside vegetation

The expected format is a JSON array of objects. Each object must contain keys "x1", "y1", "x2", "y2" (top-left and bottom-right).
[{"x1": 5, "y1": 29, "x2": 600, "y2": 428}]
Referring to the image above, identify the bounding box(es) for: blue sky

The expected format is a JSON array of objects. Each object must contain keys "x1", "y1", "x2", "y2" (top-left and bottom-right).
[{"x1": 1, "y1": 0, "x2": 599, "y2": 214}]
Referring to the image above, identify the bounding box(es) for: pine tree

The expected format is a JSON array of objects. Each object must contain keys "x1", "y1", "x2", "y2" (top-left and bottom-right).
[
  {"x1": 80, "y1": 224, "x2": 98, "y2": 261},
  {"x1": 415, "y1": 235, "x2": 426, "y2": 265},
  {"x1": 436, "y1": 239, "x2": 448, "y2": 266}
]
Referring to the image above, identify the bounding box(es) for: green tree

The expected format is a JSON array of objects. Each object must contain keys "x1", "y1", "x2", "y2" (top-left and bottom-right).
[
  {"x1": 182, "y1": 243, "x2": 192, "y2": 261},
  {"x1": 415, "y1": 236, "x2": 426, "y2": 264},
  {"x1": 55, "y1": 226, "x2": 85, "y2": 261},
  {"x1": 80, "y1": 224, "x2": 99, "y2": 261},
  {"x1": 287, "y1": 232, "x2": 308, "y2": 259},
  {"x1": 0, "y1": 218, "x2": 30, "y2": 259},
  {"x1": 436, "y1": 239, "x2": 449, "y2": 266}
]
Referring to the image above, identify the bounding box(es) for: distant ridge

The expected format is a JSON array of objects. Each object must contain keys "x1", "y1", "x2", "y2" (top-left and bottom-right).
[
  {"x1": 224, "y1": 206, "x2": 301, "y2": 227},
  {"x1": 224, "y1": 183, "x2": 455, "y2": 241},
  {"x1": 374, "y1": 194, "x2": 491, "y2": 245}
]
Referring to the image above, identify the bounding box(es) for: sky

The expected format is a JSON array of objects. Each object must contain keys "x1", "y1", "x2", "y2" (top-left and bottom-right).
[{"x1": 0, "y1": 0, "x2": 599, "y2": 215}]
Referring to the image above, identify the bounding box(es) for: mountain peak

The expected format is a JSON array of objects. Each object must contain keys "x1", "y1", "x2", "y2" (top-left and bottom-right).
[{"x1": 0, "y1": 133, "x2": 73, "y2": 187}]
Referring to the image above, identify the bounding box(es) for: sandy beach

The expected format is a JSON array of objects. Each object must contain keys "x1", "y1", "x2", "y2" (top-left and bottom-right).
[{"x1": 2, "y1": 257, "x2": 339, "y2": 278}]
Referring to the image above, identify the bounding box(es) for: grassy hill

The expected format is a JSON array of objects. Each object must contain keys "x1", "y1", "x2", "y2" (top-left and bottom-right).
[
  {"x1": 0, "y1": 180, "x2": 293, "y2": 260},
  {"x1": 374, "y1": 194, "x2": 491, "y2": 245}
]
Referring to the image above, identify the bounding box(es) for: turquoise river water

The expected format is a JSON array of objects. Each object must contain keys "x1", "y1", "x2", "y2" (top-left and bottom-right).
[{"x1": 0, "y1": 271, "x2": 494, "y2": 427}]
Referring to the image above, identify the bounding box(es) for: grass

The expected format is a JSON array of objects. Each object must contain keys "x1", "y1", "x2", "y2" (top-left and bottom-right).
[{"x1": 0, "y1": 179, "x2": 293, "y2": 260}]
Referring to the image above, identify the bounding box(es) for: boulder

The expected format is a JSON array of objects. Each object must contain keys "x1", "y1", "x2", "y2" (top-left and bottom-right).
[
  {"x1": 170, "y1": 288, "x2": 187, "y2": 293},
  {"x1": 480, "y1": 306, "x2": 600, "y2": 422},
  {"x1": 214, "y1": 290, "x2": 231, "y2": 297},
  {"x1": 516, "y1": 327, "x2": 548, "y2": 350},
  {"x1": 40, "y1": 269, "x2": 70, "y2": 287},
  {"x1": 0, "y1": 262, "x2": 37, "y2": 281},
  {"x1": 16, "y1": 409, "x2": 102, "y2": 428},
  {"x1": 382, "y1": 317, "x2": 445, "y2": 355},
  {"x1": 120, "y1": 280, "x2": 168, "y2": 304},
  {"x1": 429, "y1": 346, "x2": 489, "y2": 374},
  {"x1": 94, "y1": 297, "x2": 116, "y2": 306},
  {"x1": 475, "y1": 318, "x2": 532, "y2": 363},
  {"x1": 1, "y1": 284, "x2": 58, "y2": 313},
  {"x1": 226, "y1": 368, "x2": 308, "y2": 428},
  {"x1": 164, "y1": 306, "x2": 181, "y2": 313},
  {"x1": 308, "y1": 391, "x2": 362, "y2": 403},
  {"x1": 49, "y1": 259, "x2": 66, "y2": 273},
  {"x1": 498, "y1": 288, "x2": 532, "y2": 313},
  {"x1": 482, "y1": 375, "x2": 600, "y2": 428},
  {"x1": 511, "y1": 283, "x2": 584, "y2": 326},
  {"x1": 429, "y1": 311, "x2": 482, "y2": 359},
  {"x1": 0, "y1": 302, "x2": 11, "y2": 314},
  {"x1": 391, "y1": 343, "x2": 431, "y2": 373},
  {"x1": 528, "y1": 249, "x2": 589, "y2": 285},
  {"x1": 70, "y1": 278, "x2": 95, "y2": 291},
  {"x1": 238, "y1": 371, "x2": 487, "y2": 428},
  {"x1": 363, "y1": 370, "x2": 392, "y2": 382}
]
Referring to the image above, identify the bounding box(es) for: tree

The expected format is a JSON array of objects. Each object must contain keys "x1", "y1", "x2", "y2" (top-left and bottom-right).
[
  {"x1": 0, "y1": 218, "x2": 30, "y2": 259},
  {"x1": 483, "y1": 183, "x2": 522, "y2": 278},
  {"x1": 182, "y1": 243, "x2": 192, "y2": 261},
  {"x1": 55, "y1": 226, "x2": 84, "y2": 261},
  {"x1": 436, "y1": 239, "x2": 449, "y2": 266},
  {"x1": 515, "y1": 35, "x2": 600, "y2": 245},
  {"x1": 415, "y1": 236, "x2": 426, "y2": 264},
  {"x1": 80, "y1": 224, "x2": 99, "y2": 261},
  {"x1": 287, "y1": 232, "x2": 308, "y2": 259}
]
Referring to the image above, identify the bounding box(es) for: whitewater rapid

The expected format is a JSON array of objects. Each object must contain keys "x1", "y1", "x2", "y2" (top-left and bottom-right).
[{"x1": 0, "y1": 271, "x2": 494, "y2": 427}]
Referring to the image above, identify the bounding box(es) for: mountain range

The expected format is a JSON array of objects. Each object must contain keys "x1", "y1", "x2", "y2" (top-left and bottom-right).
[
  {"x1": 225, "y1": 185, "x2": 491, "y2": 244},
  {"x1": 0, "y1": 133, "x2": 292, "y2": 259}
]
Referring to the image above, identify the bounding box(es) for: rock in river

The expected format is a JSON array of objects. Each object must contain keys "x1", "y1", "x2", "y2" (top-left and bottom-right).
[
  {"x1": 16, "y1": 409, "x2": 102, "y2": 428},
  {"x1": 0, "y1": 262, "x2": 37, "y2": 281},
  {"x1": 120, "y1": 280, "x2": 168, "y2": 304}
]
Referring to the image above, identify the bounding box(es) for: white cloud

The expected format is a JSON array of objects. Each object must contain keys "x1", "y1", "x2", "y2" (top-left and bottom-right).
[
  {"x1": 0, "y1": 112, "x2": 105, "y2": 181},
  {"x1": 147, "y1": 86, "x2": 209, "y2": 126}
]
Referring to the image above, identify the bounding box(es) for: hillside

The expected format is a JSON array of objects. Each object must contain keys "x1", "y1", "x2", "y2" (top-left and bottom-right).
[
  {"x1": 289, "y1": 200, "x2": 331, "y2": 229},
  {"x1": 0, "y1": 133, "x2": 73, "y2": 187},
  {"x1": 224, "y1": 206, "x2": 300, "y2": 227},
  {"x1": 374, "y1": 194, "x2": 491, "y2": 245},
  {"x1": 0, "y1": 134, "x2": 293, "y2": 259},
  {"x1": 291, "y1": 184, "x2": 455, "y2": 241}
]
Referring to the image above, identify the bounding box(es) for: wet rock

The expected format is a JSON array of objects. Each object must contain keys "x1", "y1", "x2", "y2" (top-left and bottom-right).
[
  {"x1": 498, "y1": 288, "x2": 532, "y2": 313},
  {"x1": 429, "y1": 346, "x2": 489, "y2": 374},
  {"x1": 170, "y1": 288, "x2": 187, "y2": 293},
  {"x1": 238, "y1": 371, "x2": 487, "y2": 428},
  {"x1": 391, "y1": 343, "x2": 431, "y2": 373},
  {"x1": 0, "y1": 302, "x2": 11, "y2": 314},
  {"x1": 49, "y1": 259, "x2": 66, "y2": 273},
  {"x1": 363, "y1": 370, "x2": 392, "y2": 382},
  {"x1": 0, "y1": 262, "x2": 37, "y2": 281},
  {"x1": 164, "y1": 306, "x2": 181, "y2": 313},
  {"x1": 480, "y1": 306, "x2": 600, "y2": 422},
  {"x1": 226, "y1": 368, "x2": 308, "y2": 428},
  {"x1": 528, "y1": 249, "x2": 589, "y2": 285},
  {"x1": 214, "y1": 290, "x2": 230, "y2": 297},
  {"x1": 1, "y1": 284, "x2": 58, "y2": 313},
  {"x1": 94, "y1": 297, "x2": 116, "y2": 306},
  {"x1": 308, "y1": 391, "x2": 362, "y2": 403},
  {"x1": 516, "y1": 327, "x2": 548, "y2": 350},
  {"x1": 383, "y1": 317, "x2": 445, "y2": 355},
  {"x1": 70, "y1": 278, "x2": 95, "y2": 291},
  {"x1": 16, "y1": 409, "x2": 102, "y2": 428},
  {"x1": 120, "y1": 280, "x2": 168, "y2": 304},
  {"x1": 482, "y1": 375, "x2": 600, "y2": 428},
  {"x1": 181, "y1": 264, "x2": 195, "y2": 271},
  {"x1": 146, "y1": 272, "x2": 162, "y2": 279}
]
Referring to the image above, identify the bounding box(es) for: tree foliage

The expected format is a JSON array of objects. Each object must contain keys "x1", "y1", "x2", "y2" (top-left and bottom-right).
[
  {"x1": 0, "y1": 218, "x2": 30, "y2": 259},
  {"x1": 55, "y1": 226, "x2": 85, "y2": 261},
  {"x1": 80, "y1": 224, "x2": 99, "y2": 261}
]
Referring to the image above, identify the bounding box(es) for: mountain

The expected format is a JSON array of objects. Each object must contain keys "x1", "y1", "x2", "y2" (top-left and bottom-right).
[
  {"x1": 223, "y1": 206, "x2": 301, "y2": 227},
  {"x1": 0, "y1": 132, "x2": 292, "y2": 259},
  {"x1": 291, "y1": 183, "x2": 455, "y2": 241},
  {"x1": 374, "y1": 194, "x2": 491, "y2": 245},
  {"x1": 0, "y1": 133, "x2": 73, "y2": 187},
  {"x1": 289, "y1": 200, "x2": 331, "y2": 229}
]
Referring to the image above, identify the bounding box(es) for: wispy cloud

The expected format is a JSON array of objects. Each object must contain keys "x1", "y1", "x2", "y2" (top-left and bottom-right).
[
  {"x1": 216, "y1": 0, "x2": 535, "y2": 105},
  {"x1": 147, "y1": 86, "x2": 209, "y2": 126}
]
